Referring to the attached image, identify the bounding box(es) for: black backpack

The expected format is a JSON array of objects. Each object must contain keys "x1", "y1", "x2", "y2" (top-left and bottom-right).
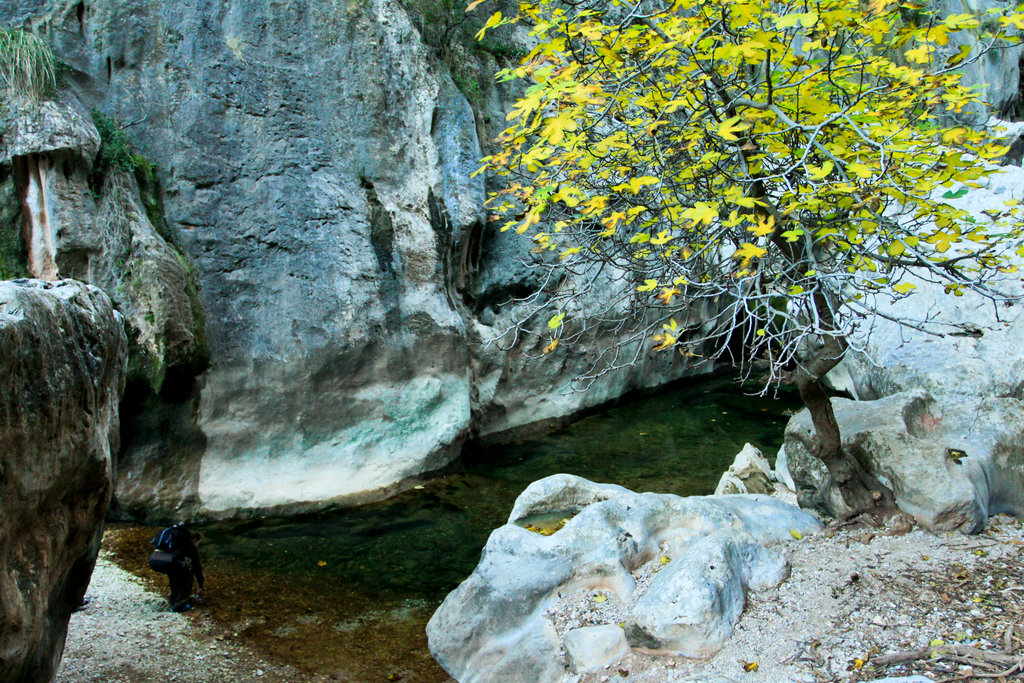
[{"x1": 151, "y1": 525, "x2": 189, "y2": 554}]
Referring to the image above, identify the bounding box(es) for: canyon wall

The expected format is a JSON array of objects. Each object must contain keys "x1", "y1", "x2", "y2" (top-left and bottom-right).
[{"x1": 0, "y1": 0, "x2": 701, "y2": 520}]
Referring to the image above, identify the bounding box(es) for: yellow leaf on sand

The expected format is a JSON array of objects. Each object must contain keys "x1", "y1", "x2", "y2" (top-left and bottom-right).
[
  {"x1": 593, "y1": 593, "x2": 607, "y2": 603},
  {"x1": 740, "y1": 660, "x2": 759, "y2": 672},
  {"x1": 790, "y1": 529, "x2": 803, "y2": 540}
]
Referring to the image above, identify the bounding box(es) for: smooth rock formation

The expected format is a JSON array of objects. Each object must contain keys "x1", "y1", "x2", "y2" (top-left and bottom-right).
[
  {"x1": 427, "y1": 474, "x2": 822, "y2": 683},
  {"x1": 714, "y1": 443, "x2": 775, "y2": 495},
  {"x1": 0, "y1": 93, "x2": 208, "y2": 521},
  {"x1": 835, "y1": 165, "x2": 1024, "y2": 403},
  {"x1": 784, "y1": 390, "x2": 1024, "y2": 531},
  {"x1": 0, "y1": 279, "x2": 126, "y2": 682},
  {"x1": 563, "y1": 625, "x2": 630, "y2": 675}
]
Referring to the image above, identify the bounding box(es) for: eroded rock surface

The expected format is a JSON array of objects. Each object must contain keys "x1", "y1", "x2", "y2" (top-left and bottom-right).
[
  {"x1": 426, "y1": 474, "x2": 821, "y2": 683},
  {"x1": 0, "y1": 279, "x2": 126, "y2": 681},
  {"x1": 785, "y1": 390, "x2": 1024, "y2": 531}
]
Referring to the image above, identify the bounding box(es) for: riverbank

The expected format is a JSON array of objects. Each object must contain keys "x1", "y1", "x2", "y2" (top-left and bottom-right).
[
  {"x1": 55, "y1": 550, "x2": 306, "y2": 682},
  {"x1": 60, "y1": 513, "x2": 1023, "y2": 682}
]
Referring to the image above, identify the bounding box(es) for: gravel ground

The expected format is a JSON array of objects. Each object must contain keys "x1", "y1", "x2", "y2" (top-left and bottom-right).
[
  {"x1": 55, "y1": 549, "x2": 305, "y2": 683},
  {"x1": 56, "y1": 514, "x2": 1024, "y2": 682},
  {"x1": 556, "y1": 513, "x2": 1024, "y2": 683}
]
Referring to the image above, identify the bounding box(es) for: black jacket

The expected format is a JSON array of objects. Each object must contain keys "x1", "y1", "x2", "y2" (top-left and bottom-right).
[{"x1": 152, "y1": 525, "x2": 204, "y2": 587}]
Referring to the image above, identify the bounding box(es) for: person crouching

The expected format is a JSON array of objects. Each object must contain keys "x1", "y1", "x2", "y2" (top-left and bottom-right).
[{"x1": 149, "y1": 524, "x2": 205, "y2": 612}]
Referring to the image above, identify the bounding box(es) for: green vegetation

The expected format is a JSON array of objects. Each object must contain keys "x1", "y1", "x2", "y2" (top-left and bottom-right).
[
  {"x1": 91, "y1": 110, "x2": 137, "y2": 183},
  {"x1": 477, "y1": 0, "x2": 1024, "y2": 515},
  {"x1": 400, "y1": 0, "x2": 522, "y2": 108},
  {"x1": 0, "y1": 176, "x2": 28, "y2": 280},
  {"x1": 0, "y1": 26, "x2": 55, "y2": 100}
]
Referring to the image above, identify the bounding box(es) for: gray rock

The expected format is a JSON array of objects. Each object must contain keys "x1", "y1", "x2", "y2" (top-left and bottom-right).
[
  {"x1": 0, "y1": 279, "x2": 126, "y2": 681},
  {"x1": 427, "y1": 474, "x2": 822, "y2": 683},
  {"x1": 564, "y1": 625, "x2": 630, "y2": 675},
  {"x1": 784, "y1": 390, "x2": 1024, "y2": 530},
  {"x1": 0, "y1": 93, "x2": 208, "y2": 521},
  {"x1": 836, "y1": 166, "x2": 1024, "y2": 403},
  {"x1": 625, "y1": 529, "x2": 789, "y2": 657},
  {"x1": 714, "y1": 443, "x2": 775, "y2": 495}
]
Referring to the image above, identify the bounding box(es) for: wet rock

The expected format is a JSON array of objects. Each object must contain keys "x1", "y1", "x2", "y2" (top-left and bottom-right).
[
  {"x1": 0, "y1": 279, "x2": 126, "y2": 681},
  {"x1": 426, "y1": 474, "x2": 821, "y2": 683}
]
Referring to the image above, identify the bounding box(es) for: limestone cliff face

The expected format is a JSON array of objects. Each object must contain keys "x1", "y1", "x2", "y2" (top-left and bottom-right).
[
  {"x1": 0, "y1": 279, "x2": 126, "y2": 682},
  {"x1": 4, "y1": 0, "x2": 1018, "y2": 520}
]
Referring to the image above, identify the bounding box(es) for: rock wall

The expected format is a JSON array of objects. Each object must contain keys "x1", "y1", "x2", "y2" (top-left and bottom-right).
[
  {"x1": 0, "y1": 0, "x2": 704, "y2": 520},
  {"x1": 0, "y1": 279, "x2": 126, "y2": 682},
  {"x1": 2, "y1": 0, "x2": 1020, "y2": 520}
]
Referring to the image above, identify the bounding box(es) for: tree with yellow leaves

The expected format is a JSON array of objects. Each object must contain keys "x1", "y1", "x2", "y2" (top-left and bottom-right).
[{"x1": 476, "y1": 0, "x2": 1024, "y2": 516}]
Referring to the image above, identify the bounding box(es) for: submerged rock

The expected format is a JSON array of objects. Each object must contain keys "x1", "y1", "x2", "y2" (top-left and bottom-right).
[
  {"x1": 426, "y1": 474, "x2": 821, "y2": 683},
  {"x1": 0, "y1": 279, "x2": 126, "y2": 681}
]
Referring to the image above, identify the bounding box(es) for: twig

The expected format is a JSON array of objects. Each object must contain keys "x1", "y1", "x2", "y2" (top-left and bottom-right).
[{"x1": 873, "y1": 644, "x2": 1022, "y2": 669}]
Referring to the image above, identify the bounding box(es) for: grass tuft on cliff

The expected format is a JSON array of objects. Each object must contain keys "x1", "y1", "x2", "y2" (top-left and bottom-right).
[{"x1": 0, "y1": 26, "x2": 55, "y2": 100}]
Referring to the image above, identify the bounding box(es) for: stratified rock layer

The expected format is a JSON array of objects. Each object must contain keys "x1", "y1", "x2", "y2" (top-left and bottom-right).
[{"x1": 0, "y1": 279, "x2": 126, "y2": 682}]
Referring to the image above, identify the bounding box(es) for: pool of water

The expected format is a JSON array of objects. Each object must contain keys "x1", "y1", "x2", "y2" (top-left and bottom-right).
[{"x1": 110, "y1": 375, "x2": 800, "y2": 681}]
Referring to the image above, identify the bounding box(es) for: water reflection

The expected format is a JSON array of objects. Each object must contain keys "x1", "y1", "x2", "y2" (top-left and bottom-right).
[{"x1": 139, "y1": 376, "x2": 800, "y2": 680}]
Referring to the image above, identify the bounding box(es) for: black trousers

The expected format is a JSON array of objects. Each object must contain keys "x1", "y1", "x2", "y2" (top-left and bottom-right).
[
  {"x1": 167, "y1": 563, "x2": 194, "y2": 611},
  {"x1": 151, "y1": 549, "x2": 194, "y2": 611}
]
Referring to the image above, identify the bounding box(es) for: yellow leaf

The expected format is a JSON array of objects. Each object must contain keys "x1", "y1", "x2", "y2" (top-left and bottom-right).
[
  {"x1": 593, "y1": 593, "x2": 607, "y2": 603},
  {"x1": 717, "y1": 116, "x2": 750, "y2": 142},
  {"x1": 756, "y1": 328, "x2": 766, "y2": 336},
  {"x1": 747, "y1": 215, "x2": 775, "y2": 237},
  {"x1": 893, "y1": 282, "x2": 916, "y2": 294},
  {"x1": 541, "y1": 111, "x2": 578, "y2": 145},
  {"x1": 637, "y1": 279, "x2": 658, "y2": 292},
  {"x1": 542, "y1": 339, "x2": 559, "y2": 354},
  {"x1": 790, "y1": 529, "x2": 803, "y2": 540},
  {"x1": 465, "y1": 0, "x2": 487, "y2": 11},
  {"x1": 806, "y1": 161, "x2": 834, "y2": 181},
  {"x1": 317, "y1": 560, "x2": 327, "y2": 566},
  {"x1": 548, "y1": 313, "x2": 565, "y2": 329},
  {"x1": 945, "y1": 44, "x2": 972, "y2": 67},
  {"x1": 776, "y1": 12, "x2": 817, "y2": 29},
  {"x1": 660, "y1": 555, "x2": 671, "y2": 565},
  {"x1": 740, "y1": 660, "x2": 759, "y2": 672},
  {"x1": 652, "y1": 332, "x2": 677, "y2": 351},
  {"x1": 475, "y1": 10, "x2": 503, "y2": 40},
  {"x1": 614, "y1": 176, "x2": 660, "y2": 194},
  {"x1": 656, "y1": 287, "x2": 681, "y2": 305},
  {"x1": 733, "y1": 242, "x2": 768, "y2": 262}
]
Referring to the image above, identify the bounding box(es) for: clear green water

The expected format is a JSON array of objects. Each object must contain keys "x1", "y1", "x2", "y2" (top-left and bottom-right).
[{"x1": 124, "y1": 376, "x2": 800, "y2": 681}]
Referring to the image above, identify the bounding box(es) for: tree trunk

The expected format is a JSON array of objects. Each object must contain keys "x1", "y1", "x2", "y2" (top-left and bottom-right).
[
  {"x1": 788, "y1": 291, "x2": 897, "y2": 520},
  {"x1": 796, "y1": 376, "x2": 896, "y2": 517}
]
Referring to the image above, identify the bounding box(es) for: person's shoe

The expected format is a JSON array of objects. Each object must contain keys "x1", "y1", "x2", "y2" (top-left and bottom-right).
[{"x1": 171, "y1": 603, "x2": 192, "y2": 613}]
